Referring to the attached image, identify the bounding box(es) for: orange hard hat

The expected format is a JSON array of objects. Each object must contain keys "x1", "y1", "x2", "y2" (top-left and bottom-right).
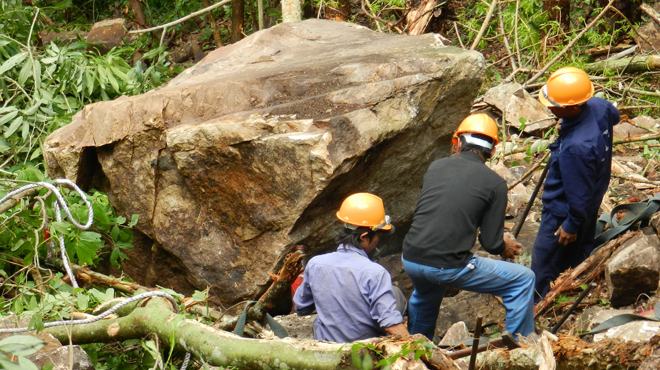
[
  {"x1": 336, "y1": 193, "x2": 393, "y2": 232},
  {"x1": 539, "y1": 67, "x2": 594, "y2": 107},
  {"x1": 452, "y1": 113, "x2": 499, "y2": 147}
]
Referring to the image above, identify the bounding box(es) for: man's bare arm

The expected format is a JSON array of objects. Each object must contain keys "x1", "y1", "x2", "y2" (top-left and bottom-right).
[{"x1": 384, "y1": 323, "x2": 410, "y2": 337}]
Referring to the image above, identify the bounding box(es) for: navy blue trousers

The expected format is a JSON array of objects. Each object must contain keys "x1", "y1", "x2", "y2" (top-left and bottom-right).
[{"x1": 531, "y1": 210, "x2": 598, "y2": 301}]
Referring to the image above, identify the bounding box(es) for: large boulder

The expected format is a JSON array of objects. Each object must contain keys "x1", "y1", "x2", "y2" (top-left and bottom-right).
[
  {"x1": 605, "y1": 231, "x2": 660, "y2": 307},
  {"x1": 44, "y1": 20, "x2": 485, "y2": 305}
]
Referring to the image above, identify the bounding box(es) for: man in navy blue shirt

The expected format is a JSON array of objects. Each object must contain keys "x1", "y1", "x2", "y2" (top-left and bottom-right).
[
  {"x1": 293, "y1": 193, "x2": 409, "y2": 342},
  {"x1": 533, "y1": 67, "x2": 620, "y2": 299}
]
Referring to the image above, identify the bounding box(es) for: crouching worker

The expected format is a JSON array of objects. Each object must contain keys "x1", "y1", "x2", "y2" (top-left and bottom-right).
[{"x1": 293, "y1": 192, "x2": 410, "y2": 343}]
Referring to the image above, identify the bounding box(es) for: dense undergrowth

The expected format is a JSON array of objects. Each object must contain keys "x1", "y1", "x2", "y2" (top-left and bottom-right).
[{"x1": 0, "y1": 0, "x2": 657, "y2": 368}]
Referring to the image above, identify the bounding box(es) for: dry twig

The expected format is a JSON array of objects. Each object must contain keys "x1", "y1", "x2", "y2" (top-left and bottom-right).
[
  {"x1": 525, "y1": 0, "x2": 617, "y2": 86},
  {"x1": 470, "y1": 0, "x2": 498, "y2": 50}
]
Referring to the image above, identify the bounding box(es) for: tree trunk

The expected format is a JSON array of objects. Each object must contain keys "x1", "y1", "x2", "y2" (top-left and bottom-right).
[
  {"x1": 203, "y1": 0, "x2": 223, "y2": 47},
  {"x1": 44, "y1": 297, "x2": 456, "y2": 369},
  {"x1": 584, "y1": 54, "x2": 660, "y2": 74},
  {"x1": 282, "y1": 0, "x2": 302, "y2": 23},
  {"x1": 543, "y1": 0, "x2": 570, "y2": 30},
  {"x1": 406, "y1": 0, "x2": 437, "y2": 35},
  {"x1": 231, "y1": 0, "x2": 245, "y2": 42},
  {"x1": 128, "y1": 0, "x2": 147, "y2": 27}
]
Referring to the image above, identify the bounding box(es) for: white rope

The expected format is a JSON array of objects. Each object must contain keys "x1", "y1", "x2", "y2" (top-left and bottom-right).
[
  {"x1": 0, "y1": 179, "x2": 94, "y2": 288},
  {"x1": 54, "y1": 201, "x2": 78, "y2": 288},
  {"x1": 180, "y1": 352, "x2": 191, "y2": 370}
]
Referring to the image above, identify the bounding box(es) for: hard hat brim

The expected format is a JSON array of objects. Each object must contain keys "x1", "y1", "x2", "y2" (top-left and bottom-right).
[{"x1": 538, "y1": 85, "x2": 556, "y2": 107}]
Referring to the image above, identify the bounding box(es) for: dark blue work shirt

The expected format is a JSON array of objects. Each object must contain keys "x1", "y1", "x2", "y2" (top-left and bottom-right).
[
  {"x1": 541, "y1": 97, "x2": 620, "y2": 234},
  {"x1": 293, "y1": 244, "x2": 403, "y2": 343}
]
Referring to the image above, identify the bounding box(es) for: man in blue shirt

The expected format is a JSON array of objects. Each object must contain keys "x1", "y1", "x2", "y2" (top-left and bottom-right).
[
  {"x1": 293, "y1": 192, "x2": 409, "y2": 343},
  {"x1": 533, "y1": 67, "x2": 620, "y2": 299}
]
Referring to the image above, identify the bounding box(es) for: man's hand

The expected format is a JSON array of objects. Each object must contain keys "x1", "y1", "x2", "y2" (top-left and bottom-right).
[
  {"x1": 555, "y1": 225, "x2": 577, "y2": 246},
  {"x1": 384, "y1": 323, "x2": 410, "y2": 338},
  {"x1": 502, "y1": 232, "x2": 523, "y2": 260}
]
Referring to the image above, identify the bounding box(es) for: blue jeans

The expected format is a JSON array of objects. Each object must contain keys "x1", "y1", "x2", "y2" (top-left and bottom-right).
[
  {"x1": 402, "y1": 256, "x2": 535, "y2": 339},
  {"x1": 531, "y1": 210, "x2": 598, "y2": 300}
]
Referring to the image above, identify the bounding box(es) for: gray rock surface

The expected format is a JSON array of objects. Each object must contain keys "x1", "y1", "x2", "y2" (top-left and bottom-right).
[
  {"x1": 481, "y1": 82, "x2": 554, "y2": 134},
  {"x1": 605, "y1": 232, "x2": 660, "y2": 307},
  {"x1": 435, "y1": 291, "x2": 505, "y2": 339},
  {"x1": 273, "y1": 313, "x2": 316, "y2": 340},
  {"x1": 438, "y1": 321, "x2": 470, "y2": 348},
  {"x1": 44, "y1": 20, "x2": 485, "y2": 305},
  {"x1": 593, "y1": 320, "x2": 660, "y2": 343}
]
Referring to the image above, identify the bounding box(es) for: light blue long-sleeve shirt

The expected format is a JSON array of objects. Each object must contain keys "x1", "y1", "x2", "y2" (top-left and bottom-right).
[{"x1": 293, "y1": 244, "x2": 403, "y2": 343}]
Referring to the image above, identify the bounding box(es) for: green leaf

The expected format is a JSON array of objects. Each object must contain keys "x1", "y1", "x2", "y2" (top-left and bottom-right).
[
  {"x1": 361, "y1": 353, "x2": 373, "y2": 370},
  {"x1": 4, "y1": 116, "x2": 24, "y2": 138},
  {"x1": 0, "y1": 335, "x2": 44, "y2": 357},
  {"x1": 33, "y1": 59, "x2": 41, "y2": 89},
  {"x1": 128, "y1": 214, "x2": 139, "y2": 227},
  {"x1": 0, "y1": 109, "x2": 19, "y2": 126},
  {"x1": 28, "y1": 312, "x2": 44, "y2": 332},
  {"x1": 20, "y1": 118, "x2": 30, "y2": 140},
  {"x1": 75, "y1": 231, "x2": 103, "y2": 265},
  {"x1": 0, "y1": 52, "x2": 27, "y2": 75},
  {"x1": 17, "y1": 57, "x2": 33, "y2": 85},
  {"x1": 76, "y1": 293, "x2": 90, "y2": 310}
]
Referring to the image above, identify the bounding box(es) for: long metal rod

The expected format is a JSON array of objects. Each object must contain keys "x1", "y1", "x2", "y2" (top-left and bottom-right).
[
  {"x1": 551, "y1": 282, "x2": 596, "y2": 334},
  {"x1": 468, "y1": 317, "x2": 483, "y2": 370},
  {"x1": 512, "y1": 163, "x2": 550, "y2": 238}
]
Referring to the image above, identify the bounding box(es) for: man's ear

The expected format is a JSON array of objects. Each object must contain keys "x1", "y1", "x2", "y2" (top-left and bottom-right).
[{"x1": 359, "y1": 232, "x2": 370, "y2": 241}]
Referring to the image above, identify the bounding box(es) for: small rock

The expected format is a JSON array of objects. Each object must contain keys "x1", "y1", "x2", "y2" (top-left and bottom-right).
[
  {"x1": 574, "y1": 305, "x2": 608, "y2": 332},
  {"x1": 652, "y1": 213, "x2": 660, "y2": 236},
  {"x1": 29, "y1": 343, "x2": 94, "y2": 370},
  {"x1": 273, "y1": 313, "x2": 315, "y2": 340},
  {"x1": 640, "y1": 350, "x2": 660, "y2": 370},
  {"x1": 586, "y1": 308, "x2": 636, "y2": 330},
  {"x1": 509, "y1": 183, "x2": 532, "y2": 215},
  {"x1": 593, "y1": 320, "x2": 660, "y2": 343},
  {"x1": 489, "y1": 162, "x2": 516, "y2": 185},
  {"x1": 631, "y1": 115, "x2": 660, "y2": 131},
  {"x1": 635, "y1": 21, "x2": 660, "y2": 53},
  {"x1": 605, "y1": 232, "x2": 660, "y2": 307},
  {"x1": 435, "y1": 291, "x2": 505, "y2": 340},
  {"x1": 482, "y1": 83, "x2": 554, "y2": 134},
  {"x1": 613, "y1": 121, "x2": 649, "y2": 140},
  {"x1": 438, "y1": 321, "x2": 471, "y2": 348},
  {"x1": 86, "y1": 18, "x2": 126, "y2": 50}
]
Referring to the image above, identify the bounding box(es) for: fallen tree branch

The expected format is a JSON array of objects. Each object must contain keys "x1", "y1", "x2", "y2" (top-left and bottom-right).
[
  {"x1": 128, "y1": 0, "x2": 231, "y2": 34},
  {"x1": 44, "y1": 296, "x2": 455, "y2": 369},
  {"x1": 525, "y1": 0, "x2": 616, "y2": 86},
  {"x1": 470, "y1": 0, "x2": 497, "y2": 50},
  {"x1": 611, "y1": 173, "x2": 660, "y2": 186},
  {"x1": 641, "y1": 3, "x2": 660, "y2": 26},
  {"x1": 534, "y1": 231, "x2": 638, "y2": 315},
  {"x1": 406, "y1": 0, "x2": 438, "y2": 35},
  {"x1": 613, "y1": 133, "x2": 660, "y2": 145},
  {"x1": 0, "y1": 187, "x2": 38, "y2": 213},
  {"x1": 584, "y1": 54, "x2": 660, "y2": 74}
]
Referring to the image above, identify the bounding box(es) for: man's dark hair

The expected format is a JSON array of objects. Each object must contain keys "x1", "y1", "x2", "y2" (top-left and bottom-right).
[
  {"x1": 459, "y1": 133, "x2": 495, "y2": 160},
  {"x1": 336, "y1": 227, "x2": 377, "y2": 248}
]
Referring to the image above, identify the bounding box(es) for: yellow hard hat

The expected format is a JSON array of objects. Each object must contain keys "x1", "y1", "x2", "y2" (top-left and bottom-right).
[
  {"x1": 539, "y1": 67, "x2": 594, "y2": 107},
  {"x1": 452, "y1": 113, "x2": 499, "y2": 147},
  {"x1": 336, "y1": 193, "x2": 393, "y2": 232}
]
